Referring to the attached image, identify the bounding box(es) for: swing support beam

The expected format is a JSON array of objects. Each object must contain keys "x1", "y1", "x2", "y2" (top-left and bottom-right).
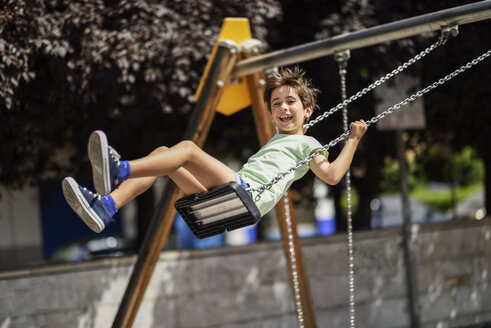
[
  {"x1": 111, "y1": 41, "x2": 239, "y2": 328},
  {"x1": 242, "y1": 40, "x2": 318, "y2": 327},
  {"x1": 232, "y1": 0, "x2": 491, "y2": 78},
  {"x1": 111, "y1": 2, "x2": 491, "y2": 327}
]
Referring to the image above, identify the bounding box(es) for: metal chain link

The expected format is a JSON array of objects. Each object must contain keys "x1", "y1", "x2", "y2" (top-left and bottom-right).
[
  {"x1": 282, "y1": 194, "x2": 305, "y2": 327},
  {"x1": 249, "y1": 49, "x2": 491, "y2": 200},
  {"x1": 336, "y1": 50, "x2": 357, "y2": 328},
  {"x1": 304, "y1": 31, "x2": 452, "y2": 131}
]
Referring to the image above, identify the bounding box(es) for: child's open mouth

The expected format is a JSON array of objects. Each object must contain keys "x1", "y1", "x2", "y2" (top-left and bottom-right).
[{"x1": 280, "y1": 115, "x2": 293, "y2": 122}]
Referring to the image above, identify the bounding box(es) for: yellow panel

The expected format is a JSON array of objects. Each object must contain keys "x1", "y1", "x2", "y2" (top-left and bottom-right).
[{"x1": 194, "y1": 18, "x2": 252, "y2": 116}]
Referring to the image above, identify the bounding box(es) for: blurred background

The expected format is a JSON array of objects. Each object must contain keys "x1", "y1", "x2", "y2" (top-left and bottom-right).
[
  {"x1": 1, "y1": 0, "x2": 489, "y2": 268},
  {"x1": 2, "y1": 1, "x2": 491, "y2": 327}
]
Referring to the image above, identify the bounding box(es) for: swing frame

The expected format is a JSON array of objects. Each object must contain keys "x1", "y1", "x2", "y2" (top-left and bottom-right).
[{"x1": 112, "y1": 2, "x2": 491, "y2": 328}]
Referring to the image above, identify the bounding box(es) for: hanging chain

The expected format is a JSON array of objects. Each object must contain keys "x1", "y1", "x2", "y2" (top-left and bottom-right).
[
  {"x1": 283, "y1": 194, "x2": 305, "y2": 327},
  {"x1": 336, "y1": 50, "x2": 356, "y2": 328},
  {"x1": 248, "y1": 49, "x2": 491, "y2": 200},
  {"x1": 365, "y1": 49, "x2": 490, "y2": 128},
  {"x1": 249, "y1": 30, "x2": 455, "y2": 201},
  {"x1": 304, "y1": 29, "x2": 454, "y2": 131}
]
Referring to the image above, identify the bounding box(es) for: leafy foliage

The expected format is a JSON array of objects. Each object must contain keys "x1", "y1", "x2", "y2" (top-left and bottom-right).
[
  {"x1": 0, "y1": 0, "x2": 281, "y2": 187},
  {"x1": 380, "y1": 146, "x2": 484, "y2": 192},
  {"x1": 1, "y1": 0, "x2": 489, "y2": 224}
]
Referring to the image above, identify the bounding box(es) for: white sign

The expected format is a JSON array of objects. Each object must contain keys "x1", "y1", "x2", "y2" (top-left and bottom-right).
[{"x1": 374, "y1": 74, "x2": 426, "y2": 130}]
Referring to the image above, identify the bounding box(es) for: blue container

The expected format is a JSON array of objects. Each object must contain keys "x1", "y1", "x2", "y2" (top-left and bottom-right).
[
  {"x1": 316, "y1": 216, "x2": 336, "y2": 236},
  {"x1": 225, "y1": 224, "x2": 258, "y2": 246}
]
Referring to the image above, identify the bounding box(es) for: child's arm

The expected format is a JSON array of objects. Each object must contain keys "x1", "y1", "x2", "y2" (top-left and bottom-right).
[{"x1": 310, "y1": 120, "x2": 367, "y2": 185}]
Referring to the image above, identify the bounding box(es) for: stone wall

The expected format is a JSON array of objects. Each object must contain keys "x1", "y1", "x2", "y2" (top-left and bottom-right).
[{"x1": 1, "y1": 219, "x2": 490, "y2": 328}]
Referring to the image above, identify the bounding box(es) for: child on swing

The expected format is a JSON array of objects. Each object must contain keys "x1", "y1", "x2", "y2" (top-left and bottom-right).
[{"x1": 63, "y1": 66, "x2": 367, "y2": 233}]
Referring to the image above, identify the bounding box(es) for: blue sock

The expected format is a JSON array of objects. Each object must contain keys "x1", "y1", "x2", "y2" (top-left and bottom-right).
[
  {"x1": 102, "y1": 195, "x2": 118, "y2": 217},
  {"x1": 118, "y1": 161, "x2": 131, "y2": 182}
]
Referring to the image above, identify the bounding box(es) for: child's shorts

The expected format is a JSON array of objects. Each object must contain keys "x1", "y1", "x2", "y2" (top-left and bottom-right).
[{"x1": 235, "y1": 172, "x2": 250, "y2": 191}]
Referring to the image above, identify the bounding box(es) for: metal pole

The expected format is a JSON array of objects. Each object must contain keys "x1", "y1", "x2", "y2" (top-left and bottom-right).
[
  {"x1": 336, "y1": 50, "x2": 357, "y2": 328},
  {"x1": 396, "y1": 129, "x2": 420, "y2": 328},
  {"x1": 111, "y1": 40, "x2": 239, "y2": 328},
  {"x1": 232, "y1": 0, "x2": 491, "y2": 77},
  {"x1": 242, "y1": 40, "x2": 318, "y2": 328}
]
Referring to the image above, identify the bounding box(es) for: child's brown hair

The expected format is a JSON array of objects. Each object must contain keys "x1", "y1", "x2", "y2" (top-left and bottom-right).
[{"x1": 263, "y1": 66, "x2": 321, "y2": 116}]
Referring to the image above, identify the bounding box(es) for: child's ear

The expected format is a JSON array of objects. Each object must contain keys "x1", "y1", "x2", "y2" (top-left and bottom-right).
[{"x1": 305, "y1": 105, "x2": 313, "y2": 118}]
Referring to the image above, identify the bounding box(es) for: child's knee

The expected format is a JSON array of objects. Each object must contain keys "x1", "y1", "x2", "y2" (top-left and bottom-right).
[
  {"x1": 177, "y1": 140, "x2": 199, "y2": 153},
  {"x1": 149, "y1": 146, "x2": 168, "y2": 155},
  {"x1": 176, "y1": 140, "x2": 203, "y2": 163}
]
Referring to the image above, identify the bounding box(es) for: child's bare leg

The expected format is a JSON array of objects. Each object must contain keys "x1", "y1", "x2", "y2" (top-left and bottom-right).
[
  {"x1": 64, "y1": 140, "x2": 223, "y2": 233},
  {"x1": 110, "y1": 146, "x2": 209, "y2": 209},
  {"x1": 110, "y1": 177, "x2": 156, "y2": 209},
  {"x1": 110, "y1": 167, "x2": 207, "y2": 209},
  {"x1": 128, "y1": 140, "x2": 236, "y2": 190}
]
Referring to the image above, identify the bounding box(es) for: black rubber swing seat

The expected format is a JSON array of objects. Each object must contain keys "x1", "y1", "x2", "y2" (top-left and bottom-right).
[{"x1": 174, "y1": 181, "x2": 261, "y2": 239}]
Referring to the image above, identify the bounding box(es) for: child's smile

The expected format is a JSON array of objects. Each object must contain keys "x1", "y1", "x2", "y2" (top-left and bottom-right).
[
  {"x1": 270, "y1": 86, "x2": 312, "y2": 135},
  {"x1": 279, "y1": 114, "x2": 293, "y2": 122}
]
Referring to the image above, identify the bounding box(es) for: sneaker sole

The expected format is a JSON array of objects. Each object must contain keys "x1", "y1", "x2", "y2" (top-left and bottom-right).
[
  {"x1": 62, "y1": 177, "x2": 105, "y2": 233},
  {"x1": 88, "y1": 130, "x2": 110, "y2": 195}
]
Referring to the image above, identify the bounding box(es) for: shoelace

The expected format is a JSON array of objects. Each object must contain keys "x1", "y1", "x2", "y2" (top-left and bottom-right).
[
  {"x1": 109, "y1": 146, "x2": 121, "y2": 164},
  {"x1": 108, "y1": 145, "x2": 122, "y2": 187},
  {"x1": 82, "y1": 186, "x2": 102, "y2": 201},
  {"x1": 82, "y1": 186, "x2": 115, "y2": 221}
]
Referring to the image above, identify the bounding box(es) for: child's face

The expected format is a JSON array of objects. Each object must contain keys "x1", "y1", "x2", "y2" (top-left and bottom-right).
[{"x1": 270, "y1": 86, "x2": 312, "y2": 135}]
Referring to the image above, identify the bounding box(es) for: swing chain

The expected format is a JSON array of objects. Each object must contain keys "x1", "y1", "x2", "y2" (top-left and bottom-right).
[
  {"x1": 336, "y1": 49, "x2": 357, "y2": 328},
  {"x1": 304, "y1": 29, "x2": 454, "y2": 131},
  {"x1": 249, "y1": 49, "x2": 491, "y2": 201},
  {"x1": 366, "y1": 49, "x2": 491, "y2": 129},
  {"x1": 249, "y1": 30, "x2": 457, "y2": 202},
  {"x1": 282, "y1": 194, "x2": 305, "y2": 327}
]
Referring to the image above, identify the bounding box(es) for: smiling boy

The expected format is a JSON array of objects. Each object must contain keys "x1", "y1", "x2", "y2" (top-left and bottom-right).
[
  {"x1": 237, "y1": 67, "x2": 367, "y2": 215},
  {"x1": 63, "y1": 66, "x2": 366, "y2": 232}
]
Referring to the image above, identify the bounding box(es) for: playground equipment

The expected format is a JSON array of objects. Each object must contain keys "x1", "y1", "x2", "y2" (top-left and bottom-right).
[{"x1": 112, "y1": 2, "x2": 491, "y2": 327}]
